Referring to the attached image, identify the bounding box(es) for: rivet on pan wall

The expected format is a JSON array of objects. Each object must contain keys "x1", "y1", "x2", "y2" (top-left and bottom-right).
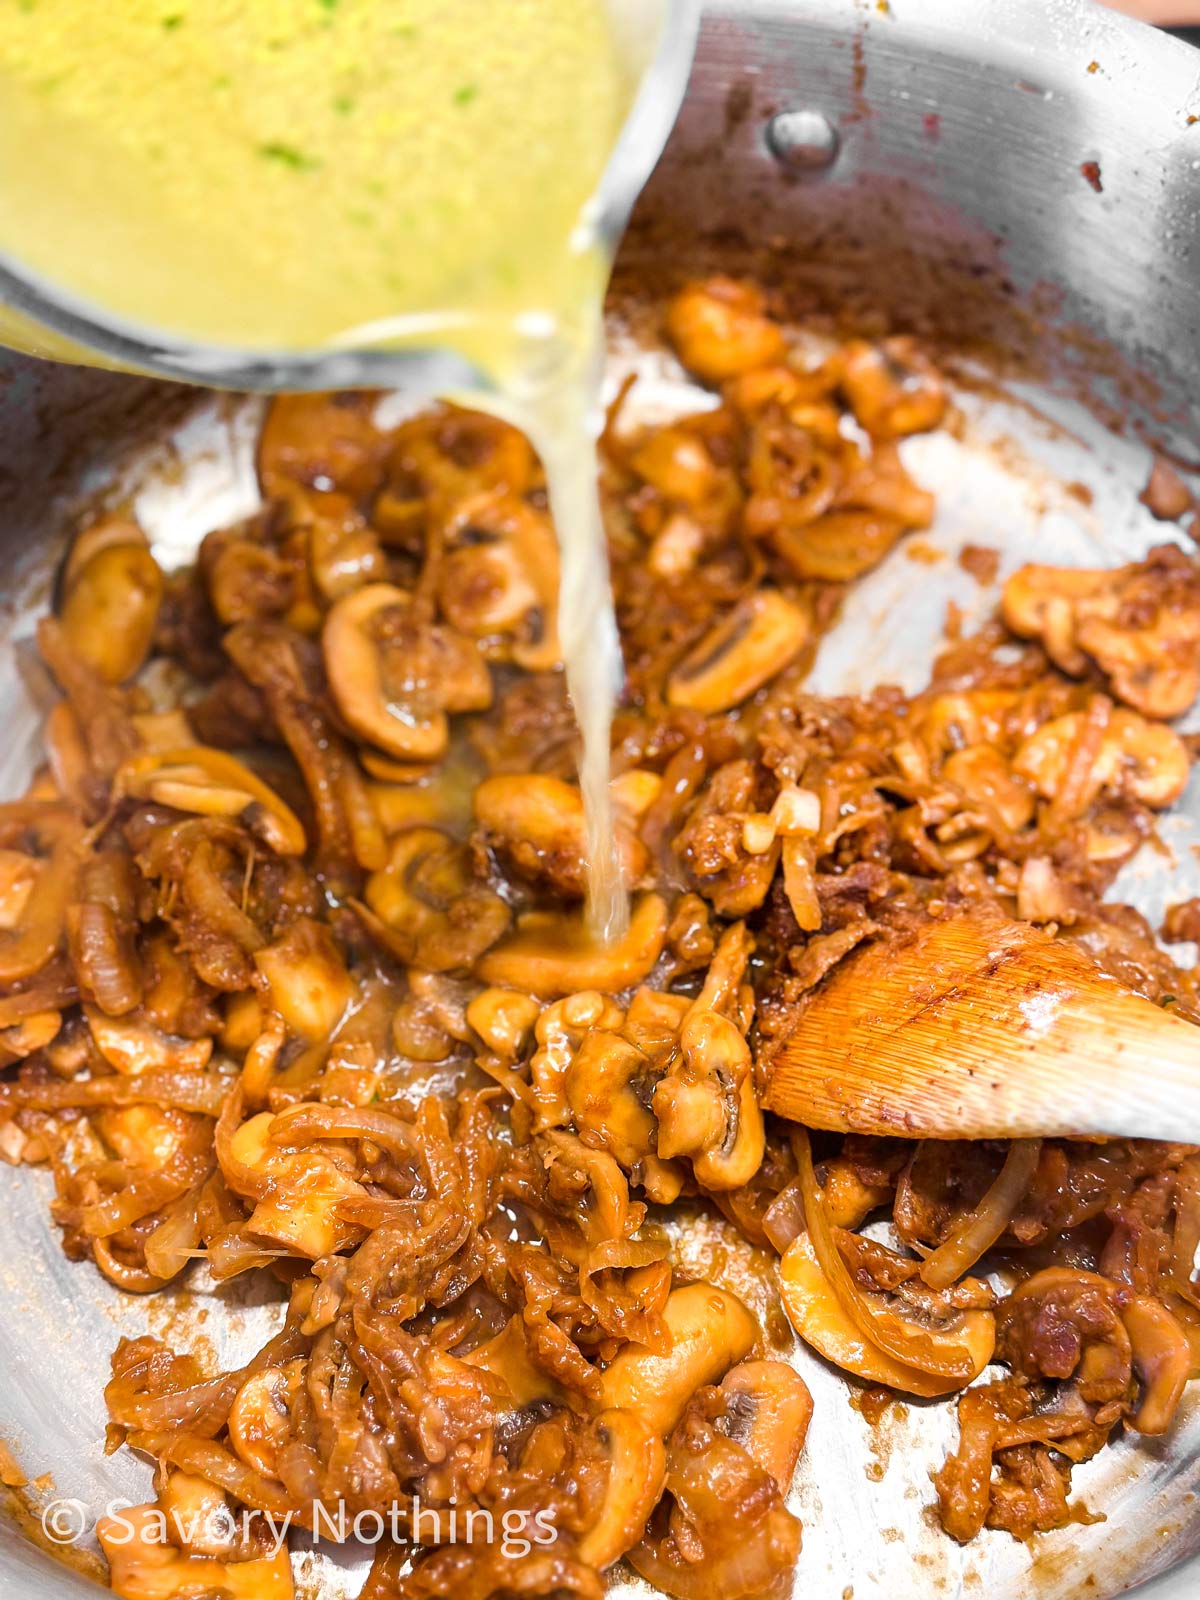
[{"x1": 765, "y1": 108, "x2": 841, "y2": 171}]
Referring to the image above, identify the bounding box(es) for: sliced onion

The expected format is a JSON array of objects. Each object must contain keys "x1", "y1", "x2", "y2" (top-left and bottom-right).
[
  {"x1": 581, "y1": 1237, "x2": 672, "y2": 1350},
  {"x1": 268, "y1": 1102, "x2": 418, "y2": 1162},
  {"x1": 82, "y1": 1172, "x2": 194, "y2": 1238},
  {"x1": 71, "y1": 901, "x2": 141, "y2": 1015},
  {"x1": 0, "y1": 1068, "x2": 228, "y2": 1116},
  {"x1": 763, "y1": 1179, "x2": 806, "y2": 1254},
  {"x1": 92, "y1": 1238, "x2": 172, "y2": 1294},
  {"x1": 919, "y1": 1138, "x2": 1042, "y2": 1290},
  {"x1": 143, "y1": 1189, "x2": 204, "y2": 1281},
  {"x1": 214, "y1": 1085, "x2": 271, "y2": 1199},
  {"x1": 792, "y1": 1128, "x2": 978, "y2": 1381},
  {"x1": 0, "y1": 962, "x2": 80, "y2": 1027},
  {"x1": 129, "y1": 1430, "x2": 299, "y2": 1519}
]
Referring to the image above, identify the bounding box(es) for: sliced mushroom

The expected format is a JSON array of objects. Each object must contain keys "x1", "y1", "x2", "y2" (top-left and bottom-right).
[
  {"x1": 259, "y1": 390, "x2": 390, "y2": 510},
  {"x1": 565, "y1": 1027, "x2": 656, "y2": 1170},
  {"x1": 1001, "y1": 564, "x2": 1109, "y2": 673},
  {"x1": 323, "y1": 583, "x2": 492, "y2": 761},
  {"x1": 391, "y1": 967, "x2": 477, "y2": 1063},
  {"x1": 576, "y1": 1409, "x2": 668, "y2": 1570},
  {"x1": 540, "y1": 1128, "x2": 641, "y2": 1243},
  {"x1": 810, "y1": 1155, "x2": 897, "y2": 1231},
  {"x1": 942, "y1": 745, "x2": 1035, "y2": 833},
  {"x1": 98, "y1": 1500, "x2": 294, "y2": 1600},
  {"x1": 385, "y1": 404, "x2": 537, "y2": 532},
  {"x1": 528, "y1": 990, "x2": 626, "y2": 1132},
  {"x1": 648, "y1": 510, "x2": 706, "y2": 577},
  {"x1": 437, "y1": 491, "x2": 561, "y2": 671},
  {"x1": 838, "y1": 338, "x2": 948, "y2": 437},
  {"x1": 307, "y1": 503, "x2": 388, "y2": 603},
  {"x1": 597, "y1": 1282, "x2": 758, "y2": 1436},
  {"x1": 466, "y1": 987, "x2": 542, "y2": 1058},
  {"x1": 363, "y1": 826, "x2": 510, "y2": 972},
  {"x1": 630, "y1": 422, "x2": 729, "y2": 509},
  {"x1": 773, "y1": 509, "x2": 907, "y2": 583},
  {"x1": 743, "y1": 403, "x2": 841, "y2": 536},
  {"x1": 1014, "y1": 708, "x2": 1189, "y2": 809},
  {"x1": 84, "y1": 1004, "x2": 214, "y2": 1076},
  {"x1": 1123, "y1": 1295, "x2": 1191, "y2": 1435},
  {"x1": 1002, "y1": 552, "x2": 1200, "y2": 719},
  {"x1": 719, "y1": 1359, "x2": 814, "y2": 1490},
  {"x1": 779, "y1": 1232, "x2": 995, "y2": 1398},
  {"x1": 118, "y1": 746, "x2": 306, "y2": 857},
  {"x1": 668, "y1": 590, "x2": 808, "y2": 713},
  {"x1": 156, "y1": 1472, "x2": 244, "y2": 1560},
  {"x1": 228, "y1": 1359, "x2": 305, "y2": 1479},
  {"x1": 474, "y1": 773, "x2": 647, "y2": 899},
  {"x1": 664, "y1": 278, "x2": 786, "y2": 384},
  {"x1": 59, "y1": 518, "x2": 163, "y2": 684},
  {"x1": 0, "y1": 803, "x2": 85, "y2": 984},
  {"x1": 476, "y1": 892, "x2": 669, "y2": 998},
  {"x1": 462, "y1": 1316, "x2": 565, "y2": 1409},
  {"x1": 0, "y1": 848, "x2": 37, "y2": 931},
  {"x1": 611, "y1": 768, "x2": 664, "y2": 820},
  {"x1": 653, "y1": 1010, "x2": 764, "y2": 1191},
  {"x1": 254, "y1": 919, "x2": 355, "y2": 1043},
  {"x1": 225, "y1": 1109, "x2": 364, "y2": 1259},
  {"x1": 0, "y1": 1008, "x2": 61, "y2": 1066}
]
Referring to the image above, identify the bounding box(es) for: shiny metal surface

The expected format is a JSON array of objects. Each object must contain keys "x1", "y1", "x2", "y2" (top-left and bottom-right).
[{"x1": 2, "y1": 1, "x2": 1200, "y2": 1596}]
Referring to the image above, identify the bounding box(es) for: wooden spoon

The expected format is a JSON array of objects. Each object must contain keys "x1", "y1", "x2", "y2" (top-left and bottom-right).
[{"x1": 762, "y1": 908, "x2": 1200, "y2": 1143}]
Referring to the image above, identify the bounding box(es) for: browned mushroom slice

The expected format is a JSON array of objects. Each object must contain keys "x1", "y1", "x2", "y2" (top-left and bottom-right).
[
  {"x1": 773, "y1": 509, "x2": 907, "y2": 582},
  {"x1": 258, "y1": 390, "x2": 390, "y2": 510},
  {"x1": 719, "y1": 1360, "x2": 813, "y2": 1492},
  {"x1": 838, "y1": 338, "x2": 948, "y2": 437},
  {"x1": 227, "y1": 1359, "x2": 305, "y2": 1479},
  {"x1": 362, "y1": 826, "x2": 510, "y2": 972},
  {"x1": 474, "y1": 773, "x2": 647, "y2": 898},
  {"x1": 0, "y1": 802, "x2": 85, "y2": 985},
  {"x1": 223, "y1": 1107, "x2": 366, "y2": 1259},
  {"x1": 1123, "y1": 1296, "x2": 1191, "y2": 1436},
  {"x1": 576, "y1": 1409, "x2": 667, "y2": 1570},
  {"x1": 254, "y1": 919, "x2": 355, "y2": 1043},
  {"x1": 664, "y1": 278, "x2": 786, "y2": 384},
  {"x1": 667, "y1": 591, "x2": 809, "y2": 713},
  {"x1": 59, "y1": 517, "x2": 163, "y2": 684},
  {"x1": 437, "y1": 491, "x2": 561, "y2": 671},
  {"x1": 476, "y1": 892, "x2": 669, "y2": 998},
  {"x1": 653, "y1": 1010, "x2": 765, "y2": 1191},
  {"x1": 323, "y1": 583, "x2": 492, "y2": 761},
  {"x1": 1002, "y1": 551, "x2": 1200, "y2": 719},
  {"x1": 779, "y1": 1232, "x2": 995, "y2": 1398},
  {"x1": 1014, "y1": 708, "x2": 1188, "y2": 809},
  {"x1": 597, "y1": 1282, "x2": 759, "y2": 1436},
  {"x1": 465, "y1": 986, "x2": 542, "y2": 1058},
  {"x1": 84, "y1": 1005, "x2": 214, "y2": 1076},
  {"x1": 99, "y1": 1499, "x2": 293, "y2": 1600},
  {"x1": 117, "y1": 746, "x2": 306, "y2": 857}
]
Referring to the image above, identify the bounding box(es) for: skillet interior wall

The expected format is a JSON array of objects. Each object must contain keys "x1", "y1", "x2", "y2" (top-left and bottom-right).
[{"x1": 617, "y1": 0, "x2": 1200, "y2": 454}]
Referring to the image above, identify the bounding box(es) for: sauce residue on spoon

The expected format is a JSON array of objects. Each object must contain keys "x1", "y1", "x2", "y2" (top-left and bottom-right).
[{"x1": 0, "y1": 0, "x2": 641, "y2": 936}]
